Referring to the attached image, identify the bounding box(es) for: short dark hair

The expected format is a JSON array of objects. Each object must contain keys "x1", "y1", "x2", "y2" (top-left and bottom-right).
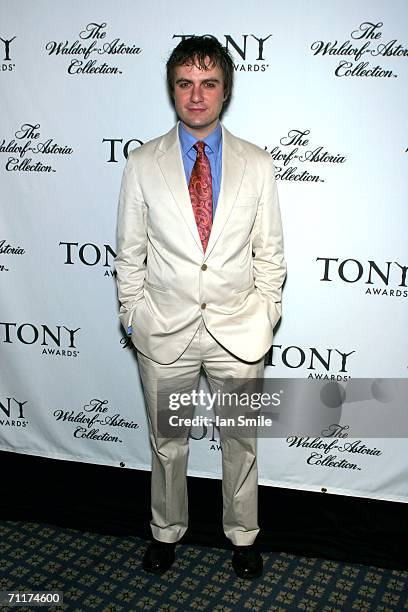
[{"x1": 166, "y1": 36, "x2": 234, "y2": 107}]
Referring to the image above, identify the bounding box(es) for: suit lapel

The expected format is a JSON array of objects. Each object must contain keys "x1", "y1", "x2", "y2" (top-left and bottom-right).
[
  {"x1": 157, "y1": 123, "x2": 247, "y2": 259},
  {"x1": 204, "y1": 125, "x2": 246, "y2": 259},
  {"x1": 157, "y1": 125, "x2": 203, "y2": 253}
]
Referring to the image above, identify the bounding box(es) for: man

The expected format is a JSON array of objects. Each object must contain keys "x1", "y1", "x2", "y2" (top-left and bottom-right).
[{"x1": 115, "y1": 36, "x2": 286, "y2": 579}]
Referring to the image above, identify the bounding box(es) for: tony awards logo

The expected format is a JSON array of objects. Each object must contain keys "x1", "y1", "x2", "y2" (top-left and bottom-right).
[
  {"x1": 0, "y1": 35, "x2": 16, "y2": 72},
  {"x1": 0, "y1": 396, "x2": 28, "y2": 427},
  {"x1": 59, "y1": 241, "x2": 116, "y2": 277},
  {"x1": 316, "y1": 257, "x2": 408, "y2": 298},
  {"x1": 0, "y1": 322, "x2": 81, "y2": 358},
  {"x1": 102, "y1": 137, "x2": 144, "y2": 162},
  {"x1": 265, "y1": 344, "x2": 355, "y2": 381},
  {"x1": 173, "y1": 34, "x2": 272, "y2": 72}
]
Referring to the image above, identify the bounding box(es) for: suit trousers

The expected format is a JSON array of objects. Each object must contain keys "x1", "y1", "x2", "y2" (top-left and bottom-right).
[{"x1": 136, "y1": 321, "x2": 265, "y2": 546}]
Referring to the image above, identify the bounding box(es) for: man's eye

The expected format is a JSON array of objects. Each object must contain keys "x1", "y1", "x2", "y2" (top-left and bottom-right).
[
  {"x1": 179, "y1": 82, "x2": 190, "y2": 88},
  {"x1": 205, "y1": 82, "x2": 216, "y2": 88}
]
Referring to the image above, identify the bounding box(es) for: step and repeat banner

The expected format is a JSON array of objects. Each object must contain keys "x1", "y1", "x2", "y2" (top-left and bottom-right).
[{"x1": 1, "y1": 0, "x2": 407, "y2": 503}]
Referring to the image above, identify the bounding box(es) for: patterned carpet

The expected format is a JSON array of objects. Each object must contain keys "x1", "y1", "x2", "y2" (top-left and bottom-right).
[{"x1": 0, "y1": 521, "x2": 407, "y2": 611}]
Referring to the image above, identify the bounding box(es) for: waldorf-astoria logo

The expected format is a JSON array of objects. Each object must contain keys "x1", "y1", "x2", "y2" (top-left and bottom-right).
[
  {"x1": 0, "y1": 239, "x2": 26, "y2": 273},
  {"x1": 316, "y1": 257, "x2": 408, "y2": 298},
  {"x1": 45, "y1": 22, "x2": 142, "y2": 75},
  {"x1": 1, "y1": 35, "x2": 16, "y2": 72},
  {"x1": 172, "y1": 34, "x2": 272, "y2": 72},
  {"x1": 285, "y1": 426, "x2": 384, "y2": 474},
  {"x1": 311, "y1": 21, "x2": 406, "y2": 78},
  {"x1": 0, "y1": 322, "x2": 81, "y2": 358},
  {"x1": 264, "y1": 129, "x2": 347, "y2": 183},
  {"x1": 59, "y1": 241, "x2": 116, "y2": 278},
  {"x1": 0, "y1": 122, "x2": 73, "y2": 173},
  {"x1": 53, "y1": 398, "x2": 140, "y2": 445}
]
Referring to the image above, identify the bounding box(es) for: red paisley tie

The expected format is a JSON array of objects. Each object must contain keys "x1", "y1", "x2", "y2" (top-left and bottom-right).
[{"x1": 188, "y1": 141, "x2": 213, "y2": 252}]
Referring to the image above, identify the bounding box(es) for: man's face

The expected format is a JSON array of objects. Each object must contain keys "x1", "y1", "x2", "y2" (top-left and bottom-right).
[{"x1": 173, "y1": 59, "x2": 226, "y2": 139}]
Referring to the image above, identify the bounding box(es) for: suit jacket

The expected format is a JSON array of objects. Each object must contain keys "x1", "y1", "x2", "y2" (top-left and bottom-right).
[{"x1": 115, "y1": 123, "x2": 286, "y2": 364}]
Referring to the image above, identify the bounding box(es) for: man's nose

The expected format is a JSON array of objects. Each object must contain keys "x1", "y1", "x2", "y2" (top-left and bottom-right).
[{"x1": 190, "y1": 84, "x2": 204, "y2": 102}]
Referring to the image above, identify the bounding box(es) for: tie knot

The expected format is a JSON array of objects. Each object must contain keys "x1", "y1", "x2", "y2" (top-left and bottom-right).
[{"x1": 194, "y1": 141, "x2": 206, "y2": 154}]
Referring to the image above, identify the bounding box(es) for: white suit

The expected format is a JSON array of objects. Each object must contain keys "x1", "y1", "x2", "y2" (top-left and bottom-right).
[
  {"x1": 115, "y1": 123, "x2": 286, "y2": 545},
  {"x1": 116, "y1": 123, "x2": 286, "y2": 363}
]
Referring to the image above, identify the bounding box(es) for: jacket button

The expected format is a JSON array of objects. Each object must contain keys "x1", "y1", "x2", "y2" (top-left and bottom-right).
[
  {"x1": 201, "y1": 264, "x2": 207, "y2": 271},
  {"x1": 201, "y1": 303, "x2": 207, "y2": 309}
]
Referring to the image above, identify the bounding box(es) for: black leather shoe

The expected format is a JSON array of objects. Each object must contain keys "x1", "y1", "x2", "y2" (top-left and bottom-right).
[
  {"x1": 142, "y1": 540, "x2": 176, "y2": 574},
  {"x1": 232, "y1": 546, "x2": 263, "y2": 579}
]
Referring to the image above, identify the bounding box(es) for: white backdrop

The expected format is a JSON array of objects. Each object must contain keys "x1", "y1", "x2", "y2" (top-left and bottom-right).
[{"x1": 1, "y1": 0, "x2": 407, "y2": 503}]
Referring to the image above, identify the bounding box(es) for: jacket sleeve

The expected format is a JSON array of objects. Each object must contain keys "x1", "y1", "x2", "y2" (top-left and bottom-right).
[
  {"x1": 251, "y1": 154, "x2": 286, "y2": 329},
  {"x1": 115, "y1": 151, "x2": 148, "y2": 332}
]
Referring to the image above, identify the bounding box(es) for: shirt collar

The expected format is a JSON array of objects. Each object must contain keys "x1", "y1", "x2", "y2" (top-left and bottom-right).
[{"x1": 178, "y1": 121, "x2": 222, "y2": 157}]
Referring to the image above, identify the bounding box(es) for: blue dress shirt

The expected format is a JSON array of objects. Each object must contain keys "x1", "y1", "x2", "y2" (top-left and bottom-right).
[{"x1": 178, "y1": 121, "x2": 223, "y2": 215}]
